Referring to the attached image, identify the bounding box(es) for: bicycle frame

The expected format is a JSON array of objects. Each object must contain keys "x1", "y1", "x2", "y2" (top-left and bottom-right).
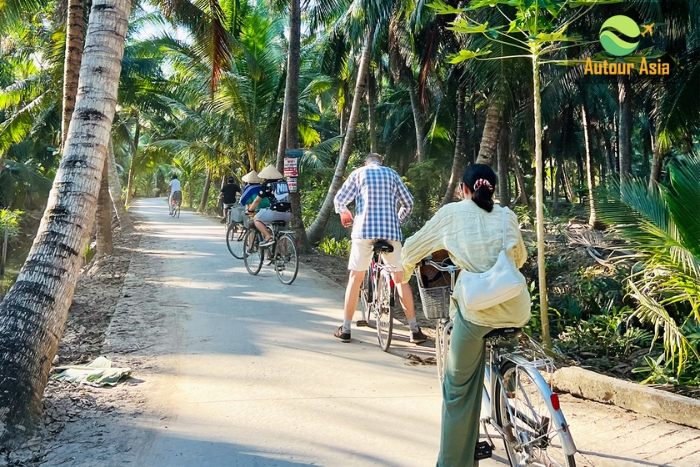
[{"x1": 360, "y1": 251, "x2": 395, "y2": 322}]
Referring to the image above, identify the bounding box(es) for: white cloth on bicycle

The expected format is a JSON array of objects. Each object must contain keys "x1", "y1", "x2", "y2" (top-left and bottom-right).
[
  {"x1": 401, "y1": 200, "x2": 530, "y2": 328},
  {"x1": 348, "y1": 239, "x2": 402, "y2": 272},
  {"x1": 169, "y1": 179, "x2": 181, "y2": 193}
]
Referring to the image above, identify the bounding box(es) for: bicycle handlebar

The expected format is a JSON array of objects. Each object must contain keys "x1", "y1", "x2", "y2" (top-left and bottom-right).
[{"x1": 420, "y1": 259, "x2": 460, "y2": 273}]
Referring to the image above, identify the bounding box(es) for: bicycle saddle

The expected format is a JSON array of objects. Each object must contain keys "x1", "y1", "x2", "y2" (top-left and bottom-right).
[
  {"x1": 483, "y1": 327, "x2": 522, "y2": 339},
  {"x1": 270, "y1": 221, "x2": 287, "y2": 227},
  {"x1": 373, "y1": 240, "x2": 394, "y2": 253}
]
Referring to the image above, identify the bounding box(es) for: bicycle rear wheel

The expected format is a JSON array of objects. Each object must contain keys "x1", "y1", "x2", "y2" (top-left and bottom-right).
[
  {"x1": 376, "y1": 269, "x2": 393, "y2": 351},
  {"x1": 175, "y1": 203, "x2": 180, "y2": 218},
  {"x1": 243, "y1": 229, "x2": 264, "y2": 275},
  {"x1": 496, "y1": 362, "x2": 576, "y2": 467},
  {"x1": 227, "y1": 223, "x2": 246, "y2": 259},
  {"x1": 275, "y1": 234, "x2": 298, "y2": 285}
]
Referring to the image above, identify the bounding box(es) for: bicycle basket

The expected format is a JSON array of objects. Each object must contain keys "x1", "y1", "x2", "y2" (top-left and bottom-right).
[
  {"x1": 230, "y1": 206, "x2": 245, "y2": 223},
  {"x1": 417, "y1": 284, "x2": 451, "y2": 320},
  {"x1": 415, "y1": 250, "x2": 457, "y2": 320}
]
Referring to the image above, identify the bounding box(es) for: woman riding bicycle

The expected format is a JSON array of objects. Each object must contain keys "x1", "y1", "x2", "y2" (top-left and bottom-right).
[
  {"x1": 245, "y1": 165, "x2": 291, "y2": 247},
  {"x1": 400, "y1": 164, "x2": 531, "y2": 467}
]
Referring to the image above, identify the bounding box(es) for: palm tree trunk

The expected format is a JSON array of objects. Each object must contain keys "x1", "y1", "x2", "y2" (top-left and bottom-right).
[
  {"x1": 476, "y1": 98, "x2": 503, "y2": 166},
  {"x1": 406, "y1": 73, "x2": 426, "y2": 162},
  {"x1": 275, "y1": 99, "x2": 287, "y2": 172},
  {"x1": 107, "y1": 140, "x2": 132, "y2": 231},
  {"x1": 198, "y1": 168, "x2": 212, "y2": 213},
  {"x1": 618, "y1": 75, "x2": 633, "y2": 181},
  {"x1": 367, "y1": 70, "x2": 378, "y2": 154},
  {"x1": 532, "y1": 56, "x2": 551, "y2": 350},
  {"x1": 441, "y1": 86, "x2": 467, "y2": 206},
  {"x1": 510, "y1": 127, "x2": 529, "y2": 206},
  {"x1": 581, "y1": 102, "x2": 597, "y2": 227},
  {"x1": 0, "y1": 0, "x2": 129, "y2": 442},
  {"x1": 61, "y1": 0, "x2": 85, "y2": 147},
  {"x1": 497, "y1": 122, "x2": 509, "y2": 208},
  {"x1": 649, "y1": 136, "x2": 665, "y2": 188},
  {"x1": 306, "y1": 25, "x2": 375, "y2": 245},
  {"x1": 96, "y1": 157, "x2": 113, "y2": 257},
  {"x1": 125, "y1": 120, "x2": 140, "y2": 205},
  {"x1": 282, "y1": 0, "x2": 310, "y2": 252}
]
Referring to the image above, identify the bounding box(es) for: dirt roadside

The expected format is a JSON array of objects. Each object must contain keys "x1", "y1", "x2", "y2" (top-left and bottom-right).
[{"x1": 2, "y1": 224, "x2": 157, "y2": 466}]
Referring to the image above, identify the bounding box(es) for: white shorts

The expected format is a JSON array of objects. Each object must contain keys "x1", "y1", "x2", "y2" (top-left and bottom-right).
[{"x1": 348, "y1": 239, "x2": 402, "y2": 272}]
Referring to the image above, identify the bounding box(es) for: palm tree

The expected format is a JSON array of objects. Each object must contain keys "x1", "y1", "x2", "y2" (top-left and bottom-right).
[
  {"x1": 61, "y1": 0, "x2": 85, "y2": 147},
  {"x1": 0, "y1": 0, "x2": 131, "y2": 441},
  {"x1": 597, "y1": 156, "x2": 700, "y2": 372}
]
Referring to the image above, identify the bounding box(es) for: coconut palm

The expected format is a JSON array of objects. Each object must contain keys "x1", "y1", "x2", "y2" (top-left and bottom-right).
[
  {"x1": 0, "y1": 0, "x2": 131, "y2": 442},
  {"x1": 597, "y1": 156, "x2": 700, "y2": 372}
]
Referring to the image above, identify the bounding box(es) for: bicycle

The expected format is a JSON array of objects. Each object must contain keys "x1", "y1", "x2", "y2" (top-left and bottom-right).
[
  {"x1": 356, "y1": 241, "x2": 396, "y2": 352},
  {"x1": 417, "y1": 256, "x2": 578, "y2": 467},
  {"x1": 169, "y1": 196, "x2": 181, "y2": 218},
  {"x1": 224, "y1": 203, "x2": 247, "y2": 259},
  {"x1": 242, "y1": 219, "x2": 299, "y2": 284}
]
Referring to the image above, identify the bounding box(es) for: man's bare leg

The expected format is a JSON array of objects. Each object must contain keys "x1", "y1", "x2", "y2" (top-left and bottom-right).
[
  {"x1": 395, "y1": 276, "x2": 426, "y2": 342},
  {"x1": 343, "y1": 270, "x2": 365, "y2": 323}
]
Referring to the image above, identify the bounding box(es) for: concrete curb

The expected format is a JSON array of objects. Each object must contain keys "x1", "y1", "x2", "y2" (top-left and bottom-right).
[{"x1": 552, "y1": 366, "x2": 700, "y2": 429}]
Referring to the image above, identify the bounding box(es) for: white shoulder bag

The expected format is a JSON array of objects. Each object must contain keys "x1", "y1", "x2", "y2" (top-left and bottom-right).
[{"x1": 457, "y1": 209, "x2": 523, "y2": 311}]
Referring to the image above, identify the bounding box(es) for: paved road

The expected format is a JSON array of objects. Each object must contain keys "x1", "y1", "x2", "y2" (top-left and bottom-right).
[{"x1": 111, "y1": 198, "x2": 700, "y2": 467}]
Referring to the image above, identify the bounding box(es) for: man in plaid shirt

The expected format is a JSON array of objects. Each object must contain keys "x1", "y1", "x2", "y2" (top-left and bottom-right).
[{"x1": 333, "y1": 153, "x2": 427, "y2": 344}]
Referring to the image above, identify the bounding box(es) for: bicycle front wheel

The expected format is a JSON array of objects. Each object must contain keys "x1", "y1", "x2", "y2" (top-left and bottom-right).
[
  {"x1": 496, "y1": 361, "x2": 576, "y2": 467},
  {"x1": 376, "y1": 270, "x2": 393, "y2": 351},
  {"x1": 436, "y1": 321, "x2": 452, "y2": 383},
  {"x1": 227, "y1": 224, "x2": 246, "y2": 259},
  {"x1": 243, "y1": 229, "x2": 264, "y2": 275},
  {"x1": 275, "y1": 234, "x2": 299, "y2": 285}
]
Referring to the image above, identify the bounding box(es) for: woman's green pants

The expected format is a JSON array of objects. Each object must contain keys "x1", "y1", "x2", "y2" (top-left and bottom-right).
[{"x1": 437, "y1": 310, "x2": 494, "y2": 467}]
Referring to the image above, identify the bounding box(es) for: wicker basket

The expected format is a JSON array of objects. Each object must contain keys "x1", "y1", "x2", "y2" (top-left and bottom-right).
[
  {"x1": 417, "y1": 284, "x2": 451, "y2": 319},
  {"x1": 230, "y1": 205, "x2": 245, "y2": 223}
]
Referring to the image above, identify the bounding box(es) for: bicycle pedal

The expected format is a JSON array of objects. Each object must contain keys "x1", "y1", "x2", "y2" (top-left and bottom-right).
[
  {"x1": 356, "y1": 320, "x2": 369, "y2": 327},
  {"x1": 474, "y1": 441, "x2": 492, "y2": 460}
]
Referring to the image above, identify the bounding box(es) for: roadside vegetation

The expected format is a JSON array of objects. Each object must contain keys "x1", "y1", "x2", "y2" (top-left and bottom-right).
[{"x1": 0, "y1": 0, "x2": 699, "y2": 444}]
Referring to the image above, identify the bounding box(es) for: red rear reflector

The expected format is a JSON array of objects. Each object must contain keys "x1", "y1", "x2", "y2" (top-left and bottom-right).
[
  {"x1": 390, "y1": 280, "x2": 395, "y2": 288},
  {"x1": 550, "y1": 394, "x2": 560, "y2": 411}
]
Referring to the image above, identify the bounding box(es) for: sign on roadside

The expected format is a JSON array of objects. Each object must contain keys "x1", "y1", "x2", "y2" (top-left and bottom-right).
[{"x1": 284, "y1": 158, "x2": 298, "y2": 177}]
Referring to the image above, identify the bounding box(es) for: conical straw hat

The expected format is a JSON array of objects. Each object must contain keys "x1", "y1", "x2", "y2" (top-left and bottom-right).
[
  {"x1": 241, "y1": 171, "x2": 262, "y2": 183},
  {"x1": 258, "y1": 165, "x2": 285, "y2": 180}
]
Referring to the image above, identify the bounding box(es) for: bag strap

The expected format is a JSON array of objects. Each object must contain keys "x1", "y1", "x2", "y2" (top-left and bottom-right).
[{"x1": 501, "y1": 209, "x2": 507, "y2": 251}]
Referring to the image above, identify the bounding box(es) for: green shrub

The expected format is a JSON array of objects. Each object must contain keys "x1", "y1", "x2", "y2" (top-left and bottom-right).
[
  {"x1": 0, "y1": 209, "x2": 23, "y2": 239},
  {"x1": 318, "y1": 237, "x2": 350, "y2": 258}
]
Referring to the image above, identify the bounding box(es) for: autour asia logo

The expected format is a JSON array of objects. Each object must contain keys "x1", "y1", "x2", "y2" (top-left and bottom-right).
[{"x1": 584, "y1": 15, "x2": 670, "y2": 76}]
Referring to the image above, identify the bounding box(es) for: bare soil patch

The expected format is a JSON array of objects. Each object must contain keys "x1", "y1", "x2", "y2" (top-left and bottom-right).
[{"x1": 2, "y1": 228, "x2": 146, "y2": 466}]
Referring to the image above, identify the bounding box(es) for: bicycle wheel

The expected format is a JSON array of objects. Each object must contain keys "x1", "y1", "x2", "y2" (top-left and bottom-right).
[
  {"x1": 243, "y1": 229, "x2": 264, "y2": 275},
  {"x1": 376, "y1": 269, "x2": 393, "y2": 351},
  {"x1": 226, "y1": 224, "x2": 246, "y2": 259},
  {"x1": 436, "y1": 321, "x2": 452, "y2": 383},
  {"x1": 496, "y1": 362, "x2": 576, "y2": 467},
  {"x1": 176, "y1": 203, "x2": 180, "y2": 218},
  {"x1": 275, "y1": 234, "x2": 299, "y2": 285}
]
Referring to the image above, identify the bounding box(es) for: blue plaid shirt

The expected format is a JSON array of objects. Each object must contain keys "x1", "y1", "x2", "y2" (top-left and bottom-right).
[{"x1": 334, "y1": 163, "x2": 414, "y2": 241}]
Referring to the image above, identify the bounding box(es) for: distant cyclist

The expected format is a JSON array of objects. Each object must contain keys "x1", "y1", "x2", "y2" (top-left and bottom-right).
[
  {"x1": 168, "y1": 174, "x2": 182, "y2": 216},
  {"x1": 219, "y1": 176, "x2": 241, "y2": 224}
]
